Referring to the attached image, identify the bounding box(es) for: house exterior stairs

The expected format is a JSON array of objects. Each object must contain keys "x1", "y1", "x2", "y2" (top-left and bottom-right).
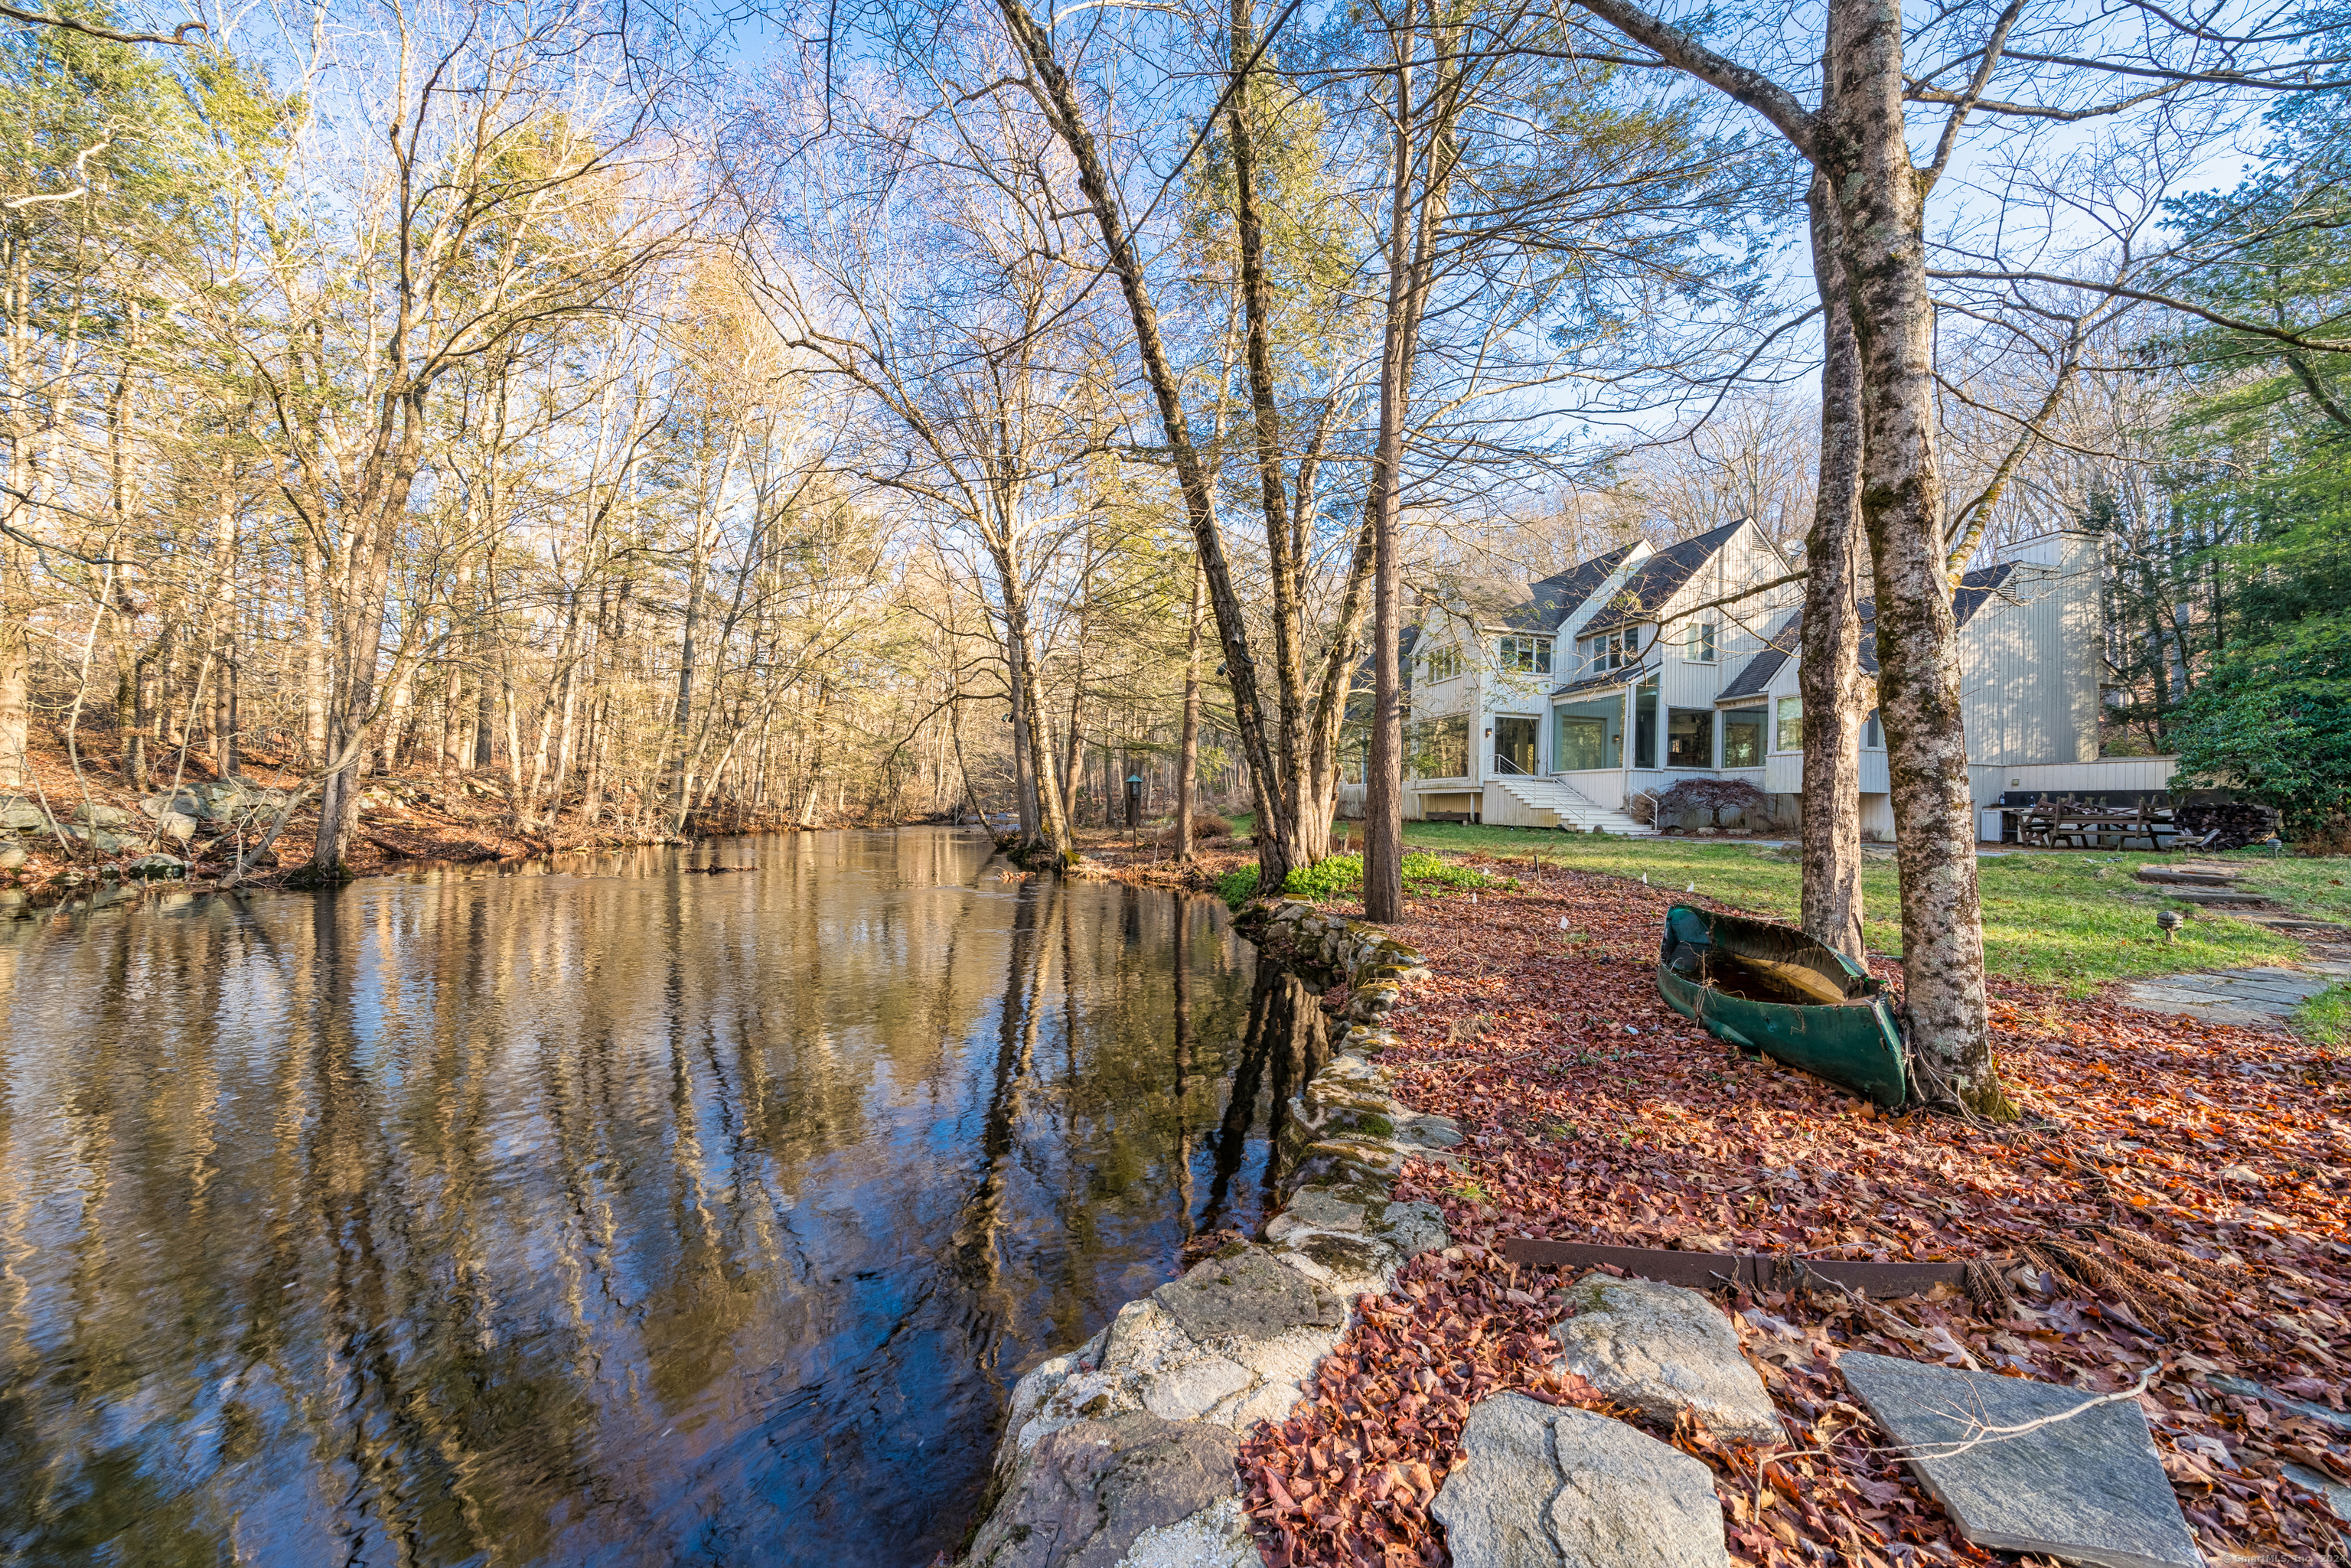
[{"x1": 1484, "y1": 774, "x2": 1658, "y2": 836}]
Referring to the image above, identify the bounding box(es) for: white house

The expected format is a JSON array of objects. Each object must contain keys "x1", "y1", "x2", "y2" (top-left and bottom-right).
[{"x1": 1398, "y1": 523, "x2": 2164, "y2": 836}]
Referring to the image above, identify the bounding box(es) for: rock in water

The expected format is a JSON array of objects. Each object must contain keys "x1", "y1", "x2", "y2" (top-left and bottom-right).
[
  {"x1": 1549, "y1": 1275, "x2": 1781, "y2": 1442},
  {"x1": 1430, "y1": 1394, "x2": 1729, "y2": 1568},
  {"x1": 126, "y1": 855, "x2": 187, "y2": 880},
  {"x1": 1838, "y1": 1351, "x2": 2204, "y2": 1568}
]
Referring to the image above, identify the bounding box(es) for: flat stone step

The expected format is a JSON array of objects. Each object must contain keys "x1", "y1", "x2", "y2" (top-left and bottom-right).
[
  {"x1": 2159, "y1": 888, "x2": 2277, "y2": 907},
  {"x1": 2118, "y1": 963, "x2": 2341, "y2": 1028},
  {"x1": 2134, "y1": 867, "x2": 2240, "y2": 886},
  {"x1": 1841, "y1": 1351, "x2": 2203, "y2": 1568}
]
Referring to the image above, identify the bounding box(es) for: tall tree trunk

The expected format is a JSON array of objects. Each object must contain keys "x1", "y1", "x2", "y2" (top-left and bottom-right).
[
  {"x1": 128, "y1": 638, "x2": 158, "y2": 791},
  {"x1": 1818, "y1": 0, "x2": 2000, "y2": 1112},
  {"x1": 300, "y1": 534, "x2": 328, "y2": 769},
  {"x1": 993, "y1": 0, "x2": 1295, "y2": 888},
  {"x1": 1365, "y1": 20, "x2": 1449, "y2": 923},
  {"x1": 1176, "y1": 562, "x2": 1203, "y2": 859},
  {"x1": 1228, "y1": 0, "x2": 1309, "y2": 867},
  {"x1": 1799, "y1": 172, "x2": 1867, "y2": 962},
  {"x1": 207, "y1": 476, "x2": 239, "y2": 779},
  {"x1": 1006, "y1": 624, "x2": 1039, "y2": 842},
  {"x1": 312, "y1": 390, "x2": 430, "y2": 875}
]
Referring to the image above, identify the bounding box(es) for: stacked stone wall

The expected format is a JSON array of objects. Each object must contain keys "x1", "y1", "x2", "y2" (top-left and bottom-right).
[{"x1": 959, "y1": 901, "x2": 1461, "y2": 1568}]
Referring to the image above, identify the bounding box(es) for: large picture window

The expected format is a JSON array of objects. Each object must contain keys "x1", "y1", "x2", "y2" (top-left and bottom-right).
[
  {"x1": 1553, "y1": 696, "x2": 1623, "y2": 771},
  {"x1": 1496, "y1": 634, "x2": 1552, "y2": 673},
  {"x1": 1723, "y1": 707, "x2": 1766, "y2": 768},
  {"x1": 1423, "y1": 644, "x2": 1462, "y2": 683},
  {"x1": 1665, "y1": 709, "x2": 1714, "y2": 769},
  {"x1": 1775, "y1": 696, "x2": 1802, "y2": 752},
  {"x1": 1409, "y1": 714, "x2": 1470, "y2": 779}
]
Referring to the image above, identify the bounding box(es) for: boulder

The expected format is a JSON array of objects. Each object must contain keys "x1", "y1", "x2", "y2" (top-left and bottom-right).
[
  {"x1": 126, "y1": 854, "x2": 186, "y2": 880},
  {"x1": 1839, "y1": 1351, "x2": 2203, "y2": 1568},
  {"x1": 0, "y1": 843, "x2": 23, "y2": 869},
  {"x1": 72, "y1": 802, "x2": 132, "y2": 828},
  {"x1": 155, "y1": 812, "x2": 198, "y2": 843},
  {"x1": 1430, "y1": 1394, "x2": 1730, "y2": 1568},
  {"x1": 1, "y1": 798, "x2": 44, "y2": 830},
  {"x1": 89, "y1": 830, "x2": 130, "y2": 856},
  {"x1": 1549, "y1": 1275, "x2": 1780, "y2": 1443},
  {"x1": 963, "y1": 1411, "x2": 1241, "y2": 1568},
  {"x1": 141, "y1": 788, "x2": 205, "y2": 820},
  {"x1": 1010, "y1": 1248, "x2": 1348, "y2": 1439},
  {"x1": 1111, "y1": 1496, "x2": 1258, "y2": 1567}
]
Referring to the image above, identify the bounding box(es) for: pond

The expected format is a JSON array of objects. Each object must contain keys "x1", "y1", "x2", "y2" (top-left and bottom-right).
[{"x1": 0, "y1": 828, "x2": 1322, "y2": 1566}]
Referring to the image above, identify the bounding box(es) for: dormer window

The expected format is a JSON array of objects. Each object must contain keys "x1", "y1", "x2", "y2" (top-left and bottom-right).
[
  {"x1": 1580, "y1": 628, "x2": 1638, "y2": 672},
  {"x1": 1496, "y1": 634, "x2": 1552, "y2": 674},
  {"x1": 1682, "y1": 621, "x2": 1716, "y2": 663},
  {"x1": 1423, "y1": 644, "x2": 1463, "y2": 683}
]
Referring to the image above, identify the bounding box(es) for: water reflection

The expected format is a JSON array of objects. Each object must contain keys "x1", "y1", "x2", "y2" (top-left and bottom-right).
[{"x1": 0, "y1": 830, "x2": 1312, "y2": 1566}]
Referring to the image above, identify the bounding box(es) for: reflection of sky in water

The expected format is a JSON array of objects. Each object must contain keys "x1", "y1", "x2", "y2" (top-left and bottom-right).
[{"x1": 0, "y1": 830, "x2": 1310, "y2": 1566}]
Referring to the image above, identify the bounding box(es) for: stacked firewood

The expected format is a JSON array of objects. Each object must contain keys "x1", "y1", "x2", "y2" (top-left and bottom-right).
[{"x1": 2173, "y1": 799, "x2": 2281, "y2": 850}]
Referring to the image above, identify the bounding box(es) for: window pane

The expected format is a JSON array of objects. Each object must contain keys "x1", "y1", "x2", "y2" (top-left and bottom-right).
[
  {"x1": 1666, "y1": 709, "x2": 1714, "y2": 768},
  {"x1": 1634, "y1": 678, "x2": 1660, "y2": 769},
  {"x1": 1723, "y1": 709, "x2": 1765, "y2": 768},
  {"x1": 1411, "y1": 714, "x2": 1470, "y2": 777},
  {"x1": 1775, "y1": 696, "x2": 1802, "y2": 752},
  {"x1": 1534, "y1": 638, "x2": 1552, "y2": 674},
  {"x1": 1865, "y1": 709, "x2": 1883, "y2": 748}
]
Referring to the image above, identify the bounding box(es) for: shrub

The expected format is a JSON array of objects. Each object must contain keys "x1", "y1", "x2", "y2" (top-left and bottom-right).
[
  {"x1": 1652, "y1": 777, "x2": 1771, "y2": 830},
  {"x1": 1221, "y1": 849, "x2": 1515, "y2": 911},
  {"x1": 1194, "y1": 813, "x2": 1233, "y2": 839},
  {"x1": 1400, "y1": 850, "x2": 1515, "y2": 894},
  {"x1": 1283, "y1": 852, "x2": 1363, "y2": 901}
]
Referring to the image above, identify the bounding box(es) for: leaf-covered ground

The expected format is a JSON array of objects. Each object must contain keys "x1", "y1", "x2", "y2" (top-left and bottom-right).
[{"x1": 1237, "y1": 862, "x2": 2351, "y2": 1567}]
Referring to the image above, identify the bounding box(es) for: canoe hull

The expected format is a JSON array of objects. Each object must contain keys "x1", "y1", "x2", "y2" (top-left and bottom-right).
[{"x1": 1656, "y1": 905, "x2": 1909, "y2": 1109}]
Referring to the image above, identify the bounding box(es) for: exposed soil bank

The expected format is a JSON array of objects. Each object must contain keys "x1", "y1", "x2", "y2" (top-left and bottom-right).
[{"x1": 1, "y1": 740, "x2": 835, "y2": 906}]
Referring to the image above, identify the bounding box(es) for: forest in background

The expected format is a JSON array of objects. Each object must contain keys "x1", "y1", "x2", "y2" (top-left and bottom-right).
[{"x1": 0, "y1": 0, "x2": 2341, "y2": 890}]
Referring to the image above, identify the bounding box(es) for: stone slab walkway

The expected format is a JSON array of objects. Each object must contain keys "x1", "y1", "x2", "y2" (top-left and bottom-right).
[{"x1": 2116, "y1": 960, "x2": 2351, "y2": 1029}]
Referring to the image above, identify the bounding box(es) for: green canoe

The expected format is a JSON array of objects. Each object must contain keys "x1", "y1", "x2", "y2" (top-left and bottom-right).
[{"x1": 1656, "y1": 904, "x2": 1909, "y2": 1109}]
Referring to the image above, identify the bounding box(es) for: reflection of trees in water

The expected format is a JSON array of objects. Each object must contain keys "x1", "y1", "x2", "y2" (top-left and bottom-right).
[
  {"x1": 0, "y1": 833, "x2": 1291, "y2": 1566},
  {"x1": 1197, "y1": 966, "x2": 1326, "y2": 1235},
  {"x1": 950, "y1": 875, "x2": 1052, "y2": 1368}
]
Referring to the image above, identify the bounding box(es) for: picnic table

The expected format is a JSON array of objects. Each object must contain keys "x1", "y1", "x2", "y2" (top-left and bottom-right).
[{"x1": 2002, "y1": 794, "x2": 2177, "y2": 850}]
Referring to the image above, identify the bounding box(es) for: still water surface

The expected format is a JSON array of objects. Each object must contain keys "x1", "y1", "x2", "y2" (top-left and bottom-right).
[{"x1": 0, "y1": 829, "x2": 1318, "y2": 1566}]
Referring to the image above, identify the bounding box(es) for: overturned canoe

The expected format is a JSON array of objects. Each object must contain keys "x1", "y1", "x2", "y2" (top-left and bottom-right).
[{"x1": 1657, "y1": 904, "x2": 1909, "y2": 1109}]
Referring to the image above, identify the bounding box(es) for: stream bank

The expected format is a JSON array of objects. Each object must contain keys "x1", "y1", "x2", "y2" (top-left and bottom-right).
[{"x1": 955, "y1": 900, "x2": 1464, "y2": 1566}]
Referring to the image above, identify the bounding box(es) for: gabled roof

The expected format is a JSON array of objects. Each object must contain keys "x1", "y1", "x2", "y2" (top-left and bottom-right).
[
  {"x1": 1578, "y1": 519, "x2": 1749, "y2": 637},
  {"x1": 1717, "y1": 611, "x2": 1798, "y2": 701},
  {"x1": 1713, "y1": 562, "x2": 2020, "y2": 699},
  {"x1": 1498, "y1": 543, "x2": 1645, "y2": 633},
  {"x1": 1952, "y1": 561, "x2": 2017, "y2": 624},
  {"x1": 1550, "y1": 659, "x2": 1654, "y2": 699}
]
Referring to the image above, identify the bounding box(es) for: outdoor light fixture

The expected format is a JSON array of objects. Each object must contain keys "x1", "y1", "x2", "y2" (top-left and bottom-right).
[{"x1": 2157, "y1": 909, "x2": 2183, "y2": 943}]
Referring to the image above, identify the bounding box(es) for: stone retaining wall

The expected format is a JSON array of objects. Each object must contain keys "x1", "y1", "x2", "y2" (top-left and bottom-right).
[{"x1": 958, "y1": 900, "x2": 1462, "y2": 1568}]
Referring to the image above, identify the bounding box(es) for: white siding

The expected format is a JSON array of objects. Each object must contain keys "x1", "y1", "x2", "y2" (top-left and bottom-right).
[
  {"x1": 1955, "y1": 532, "x2": 2101, "y2": 767},
  {"x1": 1763, "y1": 751, "x2": 1891, "y2": 794},
  {"x1": 1968, "y1": 757, "x2": 2178, "y2": 807}
]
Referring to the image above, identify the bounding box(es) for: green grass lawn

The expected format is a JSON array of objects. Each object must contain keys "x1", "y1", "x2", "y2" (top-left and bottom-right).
[
  {"x1": 2293, "y1": 983, "x2": 2351, "y2": 1050},
  {"x1": 1299, "y1": 819, "x2": 2338, "y2": 995}
]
